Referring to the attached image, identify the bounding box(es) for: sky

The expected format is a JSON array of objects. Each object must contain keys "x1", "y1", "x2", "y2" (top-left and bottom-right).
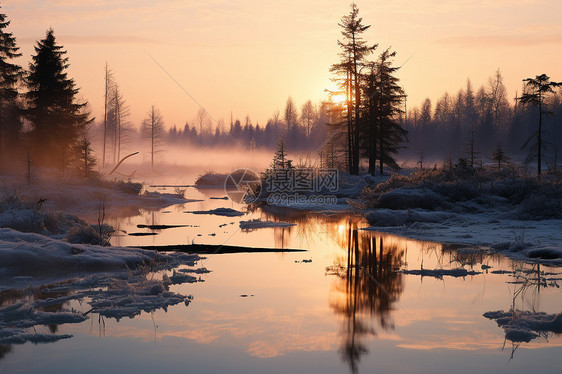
[{"x1": 3, "y1": 0, "x2": 562, "y2": 130}]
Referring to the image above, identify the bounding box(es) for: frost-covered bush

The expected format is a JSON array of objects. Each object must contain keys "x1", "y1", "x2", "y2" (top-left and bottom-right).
[
  {"x1": 194, "y1": 170, "x2": 227, "y2": 186},
  {"x1": 0, "y1": 190, "x2": 115, "y2": 241},
  {"x1": 0, "y1": 191, "x2": 37, "y2": 213},
  {"x1": 372, "y1": 174, "x2": 413, "y2": 194},
  {"x1": 112, "y1": 180, "x2": 143, "y2": 195},
  {"x1": 43, "y1": 212, "x2": 87, "y2": 235},
  {"x1": 515, "y1": 187, "x2": 562, "y2": 220},
  {"x1": 377, "y1": 188, "x2": 446, "y2": 210},
  {"x1": 430, "y1": 181, "x2": 480, "y2": 202},
  {"x1": 66, "y1": 225, "x2": 102, "y2": 245},
  {"x1": 491, "y1": 179, "x2": 537, "y2": 204}
]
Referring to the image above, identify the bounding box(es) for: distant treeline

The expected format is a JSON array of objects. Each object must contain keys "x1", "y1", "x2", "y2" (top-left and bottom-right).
[
  {"x1": 164, "y1": 98, "x2": 329, "y2": 151},
  {"x1": 404, "y1": 70, "x2": 562, "y2": 170}
]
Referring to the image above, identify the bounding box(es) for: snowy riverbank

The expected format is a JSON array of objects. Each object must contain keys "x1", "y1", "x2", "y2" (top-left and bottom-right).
[
  {"x1": 0, "y1": 176, "x2": 205, "y2": 345},
  {"x1": 356, "y1": 169, "x2": 562, "y2": 266}
]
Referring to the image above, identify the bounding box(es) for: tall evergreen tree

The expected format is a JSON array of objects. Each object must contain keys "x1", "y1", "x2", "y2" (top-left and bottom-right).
[
  {"x1": 517, "y1": 74, "x2": 561, "y2": 176},
  {"x1": 73, "y1": 129, "x2": 96, "y2": 178},
  {"x1": 331, "y1": 3, "x2": 377, "y2": 174},
  {"x1": 0, "y1": 6, "x2": 22, "y2": 170},
  {"x1": 363, "y1": 49, "x2": 407, "y2": 175},
  {"x1": 271, "y1": 137, "x2": 292, "y2": 170},
  {"x1": 25, "y1": 29, "x2": 92, "y2": 169}
]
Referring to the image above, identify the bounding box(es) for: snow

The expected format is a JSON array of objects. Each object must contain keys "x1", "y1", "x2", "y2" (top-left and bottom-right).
[
  {"x1": 483, "y1": 309, "x2": 562, "y2": 343},
  {"x1": 0, "y1": 175, "x2": 193, "y2": 223},
  {"x1": 0, "y1": 228, "x2": 168, "y2": 281},
  {"x1": 363, "y1": 209, "x2": 454, "y2": 227},
  {"x1": 353, "y1": 170, "x2": 562, "y2": 266},
  {"x1": 0, "y1": 176, "x2": 207, "y2": 345},
  {"x1": 239, "y1": 219, "x2": 296, "y2": 231},
  {"x1": 0, "y1": 238, "x2": 204, "y2": 344},
  {"x1": 366, "y1": 211, "x2": 562, "y2": 266}
]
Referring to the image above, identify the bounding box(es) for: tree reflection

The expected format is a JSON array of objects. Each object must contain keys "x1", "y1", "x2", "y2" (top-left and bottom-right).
[
  {"x1": 483, "y1": 263, "x2": 562, "y2": 360},
  {"x1": 328, "y1": 221, "x2": 405, "y2": 374}
]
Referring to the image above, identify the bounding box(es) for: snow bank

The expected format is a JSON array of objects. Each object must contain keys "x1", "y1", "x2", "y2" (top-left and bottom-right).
[
  {"x1": 364, "y1": 209, "x2": 454, "y2": 227},
  {"x1": 483, "y1": 309, "x2": 562, "y2": 343},
  {"x1": 0, "y1": 228, "x2": 164, "y2": 280},
  {"x1": 1, "y1": 176, "x2": 192, "y2": 223},
  {"x1": 0, "y1": 265, "x2": 203, "y2": 344}
]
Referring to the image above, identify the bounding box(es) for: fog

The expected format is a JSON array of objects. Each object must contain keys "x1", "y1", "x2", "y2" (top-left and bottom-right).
[{"x1": 100, "y1": 145, "x2": 278, "y2": 185}]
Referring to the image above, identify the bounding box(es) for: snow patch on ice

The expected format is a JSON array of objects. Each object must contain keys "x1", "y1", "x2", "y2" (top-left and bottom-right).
[{"x1": 483, "y1": 309, "x2": 562, "y2": 343}]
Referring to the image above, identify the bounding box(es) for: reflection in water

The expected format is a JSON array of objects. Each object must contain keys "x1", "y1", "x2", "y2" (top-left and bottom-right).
[
  {"x1": 0, "y1": 282, "x2": 74, "y2": 361},
  {"x1": 484, "y1": 264, "x2": 562, "y2": 360},
  {"x1": 0, "y1": 344, "x2": 13, "y2": 363},
  {"x1": 327, "y1": 220, "x2": 405, "y2": 374}
]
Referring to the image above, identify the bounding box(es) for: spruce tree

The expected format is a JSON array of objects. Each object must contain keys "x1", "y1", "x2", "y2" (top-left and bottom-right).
[
  {"x1": 363, "y1": 49, "x2": 407, "y2": 175},
  {"x1": 331, "y1": 3, "x2": 377, "y2": 174},
  {"x1": 25, "y1": 29, "x2": 92, "y2": 169},
  {"x1": 73, "y1": 130, "x2": 97, "y2": 178},
  {"x1": 491, "y1": 143, "x2": 508, "y2": 171},
  {"x1": 517, "y1": 74, "x2": 561, "y2": 176},
  {"x1": 0, "y1": 6, "x2": 22, "y2": 170},
  {"x1": 271, "y1": 137, "x2": 292, "y2": 170}
]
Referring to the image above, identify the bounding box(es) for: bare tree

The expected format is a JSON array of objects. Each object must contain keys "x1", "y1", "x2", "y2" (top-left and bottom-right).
[
  {"x1": 301, "y1": 100, "x2": 316, "y2": 137},
  {"x1": 107, "y1": 82, "x2": 132, "y2": 164},
  {"x1": 195, "y1": 108, "x2": 210, "y2": 142},
  {"x1": 102, "y1": 62, "x2": 113, "y2": 168},
  {"x1": 487, "y1": 68, "x2": 510, "y2": 128},
  {"x1": 142, "y1": 105, "x2": 165, "y2": 169}
]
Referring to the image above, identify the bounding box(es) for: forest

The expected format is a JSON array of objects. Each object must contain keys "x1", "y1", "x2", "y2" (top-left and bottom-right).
[{"x1": 0, "y1": 3, "x2": 561, "y2": 179}]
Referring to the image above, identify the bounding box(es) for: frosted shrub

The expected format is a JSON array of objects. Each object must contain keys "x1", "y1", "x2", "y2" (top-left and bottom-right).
[{"x1": 66, "y1": 225, "x2": 103, "y2": 245}]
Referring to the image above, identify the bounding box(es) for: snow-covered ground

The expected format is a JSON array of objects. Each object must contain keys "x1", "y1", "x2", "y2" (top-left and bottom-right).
[
  {"x1": 363, "y1": 210, "x2": 562, "y2": 266},
  {"x1": 1, "y1": 175, "x2": 189, "y2": 222},
  {"x1": 251, "y1": 169, "x2": 562, "y2": 267},
  {"x1": 356, "y1": 170, "x2": 562, "y2": 266},
  {"x1": 0, "y1": 175, "x2": 205, "y2": 345}
]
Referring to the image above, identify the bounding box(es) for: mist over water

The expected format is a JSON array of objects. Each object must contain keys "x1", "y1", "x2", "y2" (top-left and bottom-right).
[{"x1": 97, "y1": 145, "x2": 277, "y2": 185}]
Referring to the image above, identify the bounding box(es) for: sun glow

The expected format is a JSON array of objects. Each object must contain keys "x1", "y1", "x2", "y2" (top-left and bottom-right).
[{"x1": 330, "y1": 93, "x2": 347, "y2": 105}]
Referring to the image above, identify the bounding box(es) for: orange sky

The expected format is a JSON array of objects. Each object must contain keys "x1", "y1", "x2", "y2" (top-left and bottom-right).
[{"x1": 4, "y1": 0, "x2": 562, "y2": 129}]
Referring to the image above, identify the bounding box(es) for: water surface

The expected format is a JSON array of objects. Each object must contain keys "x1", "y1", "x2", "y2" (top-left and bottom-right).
[{"x1": 1, "y1": 185, "x2": 561, "y2": 373}]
